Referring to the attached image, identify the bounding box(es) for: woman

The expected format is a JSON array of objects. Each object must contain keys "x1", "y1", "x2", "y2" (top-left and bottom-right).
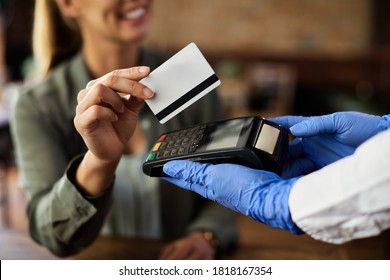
[{"x1": 11, "y1": 0, "x2": 237, "y2": 259}]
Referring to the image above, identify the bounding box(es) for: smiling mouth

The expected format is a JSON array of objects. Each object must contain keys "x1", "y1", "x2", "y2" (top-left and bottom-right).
[{"x1": 122, "y1": 7, "x2": 146, "y2": 20}]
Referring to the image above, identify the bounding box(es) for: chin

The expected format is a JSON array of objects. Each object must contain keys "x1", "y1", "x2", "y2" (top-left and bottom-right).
[
  {"x1": 127, "y1": 27, "x2": 149, "y2": 43},
  {"x1": 119, "y1": 33, "x2": 148, "y2": 46}
]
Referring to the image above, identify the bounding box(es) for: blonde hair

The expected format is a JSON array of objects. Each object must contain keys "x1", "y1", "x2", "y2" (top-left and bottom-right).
[{"x1": 33, "y1": 0, "x2": 81, "y2": 77}]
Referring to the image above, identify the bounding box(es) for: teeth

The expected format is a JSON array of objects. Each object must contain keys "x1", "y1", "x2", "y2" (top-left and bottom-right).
[{"x1": 124, "y1": 8, "x2": 145, "y2": 20}]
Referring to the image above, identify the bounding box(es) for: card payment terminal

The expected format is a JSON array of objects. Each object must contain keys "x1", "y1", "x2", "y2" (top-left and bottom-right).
[{"x1": 143, "y1": 116, "x2": 288, "y2": 177}]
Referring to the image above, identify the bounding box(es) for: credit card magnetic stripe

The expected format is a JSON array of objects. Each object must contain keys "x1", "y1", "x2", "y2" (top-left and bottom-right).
[{"x1": 155, "y1": 73, "x2": 219, "y2": 121}]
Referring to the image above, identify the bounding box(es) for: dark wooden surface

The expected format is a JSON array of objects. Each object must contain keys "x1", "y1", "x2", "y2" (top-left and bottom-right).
[{"x1": 2, "y1": 215, "x2": 389, "y2": 260}]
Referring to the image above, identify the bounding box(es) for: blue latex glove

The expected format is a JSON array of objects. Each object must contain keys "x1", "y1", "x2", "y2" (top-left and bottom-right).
[
  {"x1": 271, "y1": 111, "x2": 390, "y2": 178},
  {"x1": 163, "y1": 160, "x2": 303, "y2": 234}
]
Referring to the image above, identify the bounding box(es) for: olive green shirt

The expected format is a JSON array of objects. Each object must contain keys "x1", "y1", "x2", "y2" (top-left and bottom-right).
[{"x1": 10, "y1": 49, "x2": 238, "y2": 257}]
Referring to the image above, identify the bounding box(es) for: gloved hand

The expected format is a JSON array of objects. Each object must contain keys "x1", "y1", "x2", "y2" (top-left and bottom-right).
[
  {"x1": 163, "y1": 160, "x2": 303, "y2": 234},
  {"x1": 271, "y1": 111, "x2": 390, "y2": 178}
]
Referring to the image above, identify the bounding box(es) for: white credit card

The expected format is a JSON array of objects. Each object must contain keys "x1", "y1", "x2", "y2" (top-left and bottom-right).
[{"x1": 141, "y1": 42, "x2": 220, "y2": 124}]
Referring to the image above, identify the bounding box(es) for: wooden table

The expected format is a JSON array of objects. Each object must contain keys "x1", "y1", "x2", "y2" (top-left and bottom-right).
[
  {"x1": 2, "y1": 216, "x2": 389, "y2": 260},
  {"x1": 74, "y1": 235, "x2": 344, "y2": 260},
  {"x1": 75, "y1": 217, "x2": 390, "y2": 260}
]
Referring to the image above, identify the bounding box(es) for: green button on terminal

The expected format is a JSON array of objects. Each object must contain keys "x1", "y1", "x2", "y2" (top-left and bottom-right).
[{"x1": 148, "y1": 152, "x2": 157, "y2": 161}]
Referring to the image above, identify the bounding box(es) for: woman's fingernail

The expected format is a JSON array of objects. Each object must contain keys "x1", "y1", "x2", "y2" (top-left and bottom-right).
[
  {"x1": 143, "y1": 87, "x2": 154, "y2": 97},
  {"x1": 139, "y1": 66, "x2": 149, "y2": 73}
]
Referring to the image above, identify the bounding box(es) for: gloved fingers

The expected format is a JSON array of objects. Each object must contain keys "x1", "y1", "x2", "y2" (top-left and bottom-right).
[
  {"x1": 333, "y1": 112, "x2": 383, "y2": 146},
  {"x1": 289, "y1": 114, "x2": 336, "y2": 137},
  {"x1": 269, "y1": 116, "x2": 308, "y2": 131},
  {"x1": 164, "y1": 161, "x2": 234, "y2": 201},
  {"x1": 163, "y1": 160, "x2": 212, "y2": 185},
  {"x1": 301, "y1": 136, "x2": 355, "y2": 167}
]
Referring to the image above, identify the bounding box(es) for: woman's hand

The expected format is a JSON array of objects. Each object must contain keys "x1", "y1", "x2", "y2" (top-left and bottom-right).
[
  {"x1": 73, "y1": 66, "x2": 154, "y2": 196},
  {"x1": 74, "y1": 66, "x2": 153, "y2": 163},
  {"x1": 159, "y1": 231, "x2": 217, "y2": 260}
]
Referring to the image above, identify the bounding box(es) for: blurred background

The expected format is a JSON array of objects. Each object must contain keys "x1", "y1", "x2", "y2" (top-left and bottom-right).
[
  {"x1": 0, "y1": 0, "x2": 390, "y2": 258},
  {"x1": 4, "y1": 0, "x2": 390, "y2": 117}
]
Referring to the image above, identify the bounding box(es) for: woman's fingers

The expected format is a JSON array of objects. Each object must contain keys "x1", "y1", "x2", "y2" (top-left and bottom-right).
[
  {"x1": 87, "y1": 66, "x2": 150, "y2": 87},
  {"x1": 86, "y1": 66, "x2": 154, "y2": 99},
  {"x1": 76, "y1": 83, "x2": 125, "y2": 115},
  {"x1": 76, "y1": 105, "x2": 119, "y2": 132},
  {"x1": 77, "y1": 66, "x2": 154, "y2": 116}
]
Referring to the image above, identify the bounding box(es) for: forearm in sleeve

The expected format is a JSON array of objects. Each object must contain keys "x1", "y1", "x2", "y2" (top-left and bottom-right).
[
  {"x1": 289, "y1": 130, "x2": 390, "y2": 244},
  {"x1": 27, "y1": 155, "x2": 113, "y2": 257}
]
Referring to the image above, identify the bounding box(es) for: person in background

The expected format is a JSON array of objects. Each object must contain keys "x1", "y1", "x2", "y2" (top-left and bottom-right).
[
  {"x1": 10, "y1": 0, "x2": 237, "y2": 259},
  {"x1": 164, "y1": 111, "x2": 390, "y2": 244}
]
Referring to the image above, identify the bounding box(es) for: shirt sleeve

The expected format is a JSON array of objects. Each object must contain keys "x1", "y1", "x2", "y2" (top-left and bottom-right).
[
  {"x1": 289, "y1": 129, "x2": 390, "y2": 244},
  {"x1": 28, "y1": 155, "x2": 112, "y2": 257},
  {"x1": 11, "y1": 86, "x2": 112, "y2": 257}
]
